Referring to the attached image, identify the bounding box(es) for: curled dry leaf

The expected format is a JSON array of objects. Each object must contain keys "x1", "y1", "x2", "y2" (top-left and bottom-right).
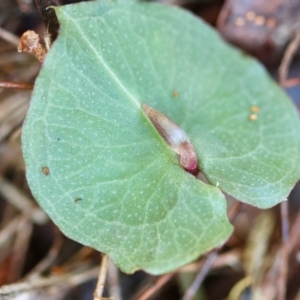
[{"x1": 18, "y1": 30, "x2": 46, "y2": 62}]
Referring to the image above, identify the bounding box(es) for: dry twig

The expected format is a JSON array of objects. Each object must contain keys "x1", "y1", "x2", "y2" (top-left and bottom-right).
[
  {"x1": 26, "y1": 226, "x2": 63, "y2": 279},
  {"x1": 94, "y1": 254, "x2": 110, "y2": 300},
  {"x1": 283, "y1": 77, "x2": 300, "y2": 88},
  {"x1": 0, "y1": 27, "x2": 19, "y2": 47},
  {"x1": 277, "y1": 26, "x2": 297, "y2": 297},
  {"x1": 7, "y1": 216, "x2": 33, "y2": 283},
  {"x1": 288, "y1": 208, "x2": 300, "y2": 254},
  {"x1": 0, "y1": 177, "x2": 47, "y2": 224},
  {"x1": 0, "y1": 215, "x2": 25, "y2": 249},
  {"x1": 181, "y1": 249, "x2": 219, "y2": 300},
  {"x1": 0, "y1": 92, "x2": 31, "y2": 142},
  {"x1": 0, "y1": 82, "x2": 34, "y2": 90},
  {"x1": 135, "y1": 273, "x2": 174, "y2": 300},
  {"x1": 278, "y1": 200, "x2": 289, "y2": 300},
  {"x1": 0, "y1": 266, "x2": 99, "y2": 297},
  {"x1": 108, "y1": 260, "x2": 122, "y2": 300},
  {"x1": 179, "y1": 248, "x2": 242, "y2": 273},
  {"x1": 228, "y1": 200, "x2": 242, "y2": 223},
  {"x1": 278, "y1": 29, "x2": 300, "y2": 86}
]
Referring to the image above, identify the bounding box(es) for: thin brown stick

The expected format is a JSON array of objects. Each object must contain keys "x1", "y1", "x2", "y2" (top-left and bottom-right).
[
  {"x1": 135, "y1": 273, "x2": 174, "y2": 300},
  {"x1": 9, "y1": 126, "x2": 23, "y2": 142},
  {"x1": 0, "y1": 177, "x2": 47, "y2": 224},
  {"x1": 181, "y1": 249, "x2": 219, "y2": 300},
  {"x1": 0, "y1": 81, "x2": 34, "y2": 90},
  {"x1": 0, "y1": 266, "x2": 99, "y2": 296},
  {"x1": 179, "y1": 248, "x2": 242, "y2": 273},
  {"x1": 280, "y1": 201, "x2": 289, "y2": 249},
  {"x1": 277, "y1": 200, "x2": 289, "y2": 300},
  {"x1": 0, "y1": 94, "x2": 30, "y2": 143},
  {"x1": 135, "y1": 248, "x2": 242, "y2": 300},
  {"x1": 63, "y1": 246, "x2": 95, "y2": 269},
  {"x1": 26, "y1": 226, "x2": 63, "y2": 279},
  {"x1": 8, "y1": 216, "x2": 33, "y2": 283},
  {"x1": 227, "y1": 200, "x2": 242, "y2": 223},
  {"x1": 287, "y1": 208, "x2": 300, "y2": 254},
  {"x1": 107, "y1": 260, "x2": 122, "y2": 300},
  {"x1": 278, "y1": 29, "x2": 300, "y2": 86},
  {"x1": 94, "y1": 254, "x2": 110, "y2": 300},
  {"x1": 0, "y1": 215, "x2": 24, "y2": 248},
  {"x1": 0, "y1": 27, "x2": 19, "y2": 47},
  {"x1": 283, "y1": 77, "x2": 300, "y2": 88},
  {"x1": 277, "y1": 25, "x2": 297, "y2": 298}
]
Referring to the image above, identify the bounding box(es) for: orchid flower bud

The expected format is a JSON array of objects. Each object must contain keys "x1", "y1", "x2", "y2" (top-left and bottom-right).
[{"x1": 142, "y1": 103, "x2": 198, "y2": 175}]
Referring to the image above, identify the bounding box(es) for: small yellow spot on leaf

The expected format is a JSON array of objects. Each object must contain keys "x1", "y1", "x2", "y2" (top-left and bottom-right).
[
  {"x1": 173, "y1": 90, "x2": 179, "y2": 98},
  {"x1": 249, "y1": 114, "x2": 258, "y2": 121},
  {"x1": 251, "y1": 106, "x2": 260, "y2": 113}
]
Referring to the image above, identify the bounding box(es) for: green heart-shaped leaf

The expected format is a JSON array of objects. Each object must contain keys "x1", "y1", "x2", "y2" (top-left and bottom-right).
[{"x1": 22, "y1": 1, "x2": 300, "y2": 274}]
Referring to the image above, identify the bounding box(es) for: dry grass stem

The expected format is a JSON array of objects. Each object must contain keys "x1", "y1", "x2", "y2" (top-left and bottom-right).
[
  {"x1": 135, "y1": 273, "x2": 174, "y2": 300},
  {"x1": 0, "y1": 266, "x2": 99, "y2": 297},
  {"x1": 94, "y1": 254, "x2": 110, "y2": 300},
  {"x1": 278, "y1": 29, "x2": 300, "y2": 86},
  {"x1": 26, "y1": 227, "x2": 63, "y2": 279},
  {"x1": 108, "y1": 260, "x2": 122, "y2": 300},
  {"x1": 181, "y1": 249, "x2": 220, "y2": 300},
  {"x1": 0, "y1": 27, "x2": 19, "y2": 47},
  {"x1": 0, "y1": 82, "x2": 34, "y2": 90},
  {"x1": 7, "y1": 216, "x2": 33, "y2": 283},
  {"x1": 0, "y1": 177, "x2": 47, "y2": 224}
]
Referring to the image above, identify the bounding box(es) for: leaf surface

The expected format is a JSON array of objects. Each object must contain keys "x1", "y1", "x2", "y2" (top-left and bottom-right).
[{"x1": 22, "y1": 1, "x2": 300, "y2": 273}]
